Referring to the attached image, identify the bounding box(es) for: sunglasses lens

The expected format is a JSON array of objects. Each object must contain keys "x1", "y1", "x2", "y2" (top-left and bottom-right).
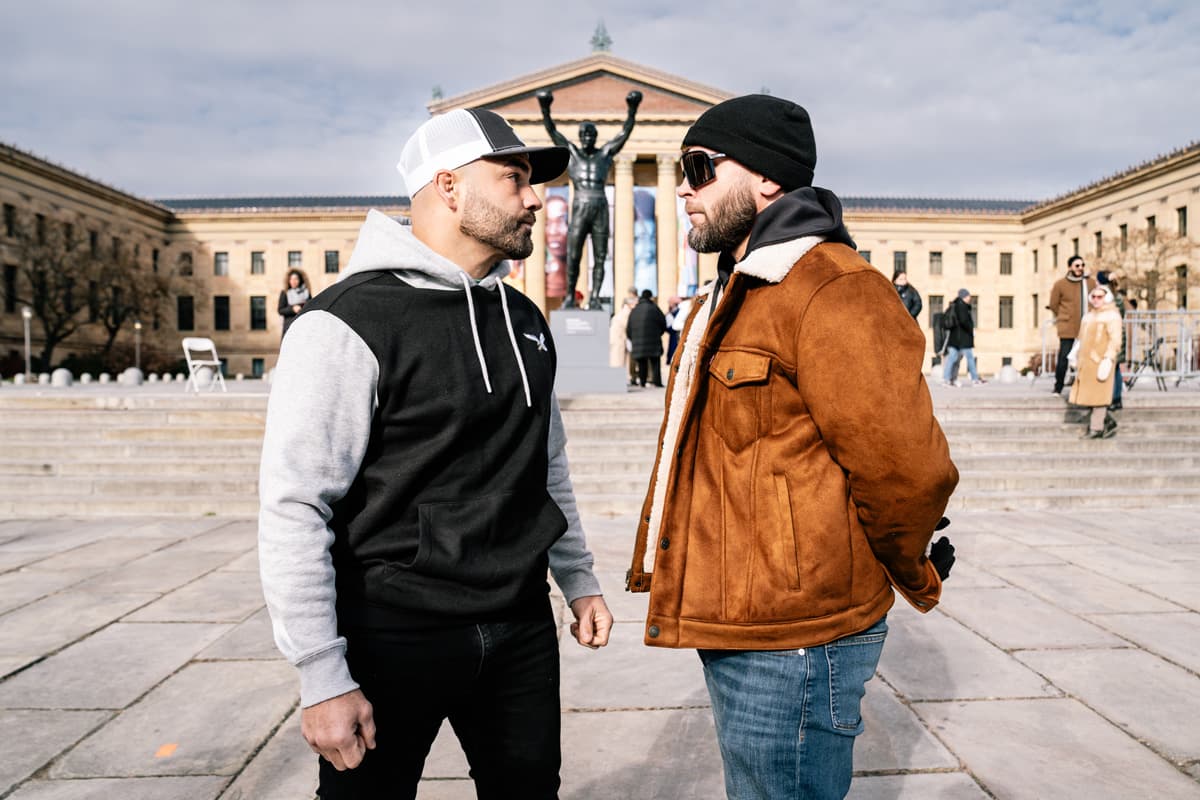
[{"x1": 682, "y1": 152, "x2": 716, "y2": 187}]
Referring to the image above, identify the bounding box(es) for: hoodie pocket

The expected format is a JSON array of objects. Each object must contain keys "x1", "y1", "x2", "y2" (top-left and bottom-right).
[{"x1": 707, "y1": 350, "x2": 772, "y2": 453}]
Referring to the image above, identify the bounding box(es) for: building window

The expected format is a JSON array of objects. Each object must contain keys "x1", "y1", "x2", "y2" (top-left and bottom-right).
[
  {"x1": 999, "y1": 296, "x2": 1013, "y2": 329},
  {"x1": 250, "y1": 296, "x2": 268, "y2": 330},
  {"x1": 2, "y1": 204, "x2": 14, "y2": 238},
  {"x1": 1033, "y1": 249, "x2": 1039, "y2": 273},
  {"x1": 1071, "y1": 237, "x2": 1079, "y2": 256},
  {"x1": 929, "y1": 251, "x2": 942, "y2": 276},
  {"x1": 63, "y1": 222, "x2": 74, "y2": 248},
  {"x1": 177, "y1": 252, "x2": 193, "y2": 277},
  {"x1": 893, "y1": 251, "x2": 906, "y2": 273},
  {"x1": 177, "y1": 296, "x2": 195, "y2": 331},
  {"x1": 1179, "y1": 265, "x2": 1189, "y2": 309},
  {"x1": 1052, "y1": 244, "x2": 1058, "y2": 269},
  {"x1": 1000, "y1": 252, "x2": 1012, "y2": 276},
  {"x1": 152, "y1": 248, "x2": 159, "y2": 273},
  {"x1": 214, "y1": 252, "x2": 229, "y2": 277},
  {"x1": 965, "y1": 252, "x2": 978, "y2": 276},
  {"x1": 112, "y1": 236, "x2": 121, "y2": 258},
  {"x1": 214, "y1": 295, "x2": 230, "y2": 330},
  {"x1": 252, "y1": 358, "x2": 265, "y2": 378},
  {"x1": 1147, "y1": 216, "x2": 1156, "y2": 246},
  {"x1": 288, "y1": 250, "x2": 302, "y2": 268},
  {"x1": 928, "y1": 295, "x2": 944, "y2": 329},
  {"x1": 3, "y1": 265, "x2": 16, "y2": 313},
  {"x1": 1094, "y1": 231, "x2": 1102, "y2": 258},
  {"x1": 89, "y1": 230, "x2": 98, "y2": 257},
  {"x1": 325, "y1": 250, "x2": 340, "y2": 274},
  {"x1": 35, "y1": 214, "x2": 46, "y2": 245},
  {"x1": 1032, "y1": 293, "x2": 1039, "y2": 328},
  {"x1": 251, "y1": 251, "x2": 265, "y2": 275},
  {"x1": 859, "y1": 250, "x2": 871, "y2": 264},
  {"x1": 88, "y1": 281, "x2": 99, "y2": 322},
  {"x1": 1179, "y1": 206, "x2": 1188, "y2": 237},
  {"x1": 1120, "y1": 223, "x2": 1128, "y2": 252}
]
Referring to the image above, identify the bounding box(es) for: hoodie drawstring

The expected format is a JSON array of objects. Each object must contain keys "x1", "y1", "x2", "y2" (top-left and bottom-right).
[
  {"x1": 460, "y1": 273, "x2": 493, "y2": 395},
  {"x1": 498, "y1": 283, "x2": 533, "y2": 408},
  {"x1": 458, "y1": 274, "x2": 533, "y2": 408}
]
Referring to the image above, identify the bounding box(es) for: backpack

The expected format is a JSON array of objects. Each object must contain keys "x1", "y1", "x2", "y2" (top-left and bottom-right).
[{"x1": 941, "y1": 310, "x2": 957, "y2": 330}]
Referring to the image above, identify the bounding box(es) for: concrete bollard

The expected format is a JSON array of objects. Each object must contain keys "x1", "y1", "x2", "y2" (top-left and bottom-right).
[
  {"x1": 98, "y1": 373, "x2": 112, "y2": 384},
  {"x1": 13, "y1": 374, "x2": 26, "y2": 385},
  {"x1": 80, "y1": 373, "x2": 93, "y2": 384},
  {"x1": 51, "y1": 368, "x2": 73, "y2": 388},
  {"x1": 121, "y1": 367, "x2": 144, "y2": 386},
  {"x1": 38, "y1": 373, "x2": 51, "y2": 386},
  {"x1": 998, "y1": 365, "x2": 1019, "y2": 384},
  {"x1": 147, "y1": 373, "x2": 160, "y2": 383}
]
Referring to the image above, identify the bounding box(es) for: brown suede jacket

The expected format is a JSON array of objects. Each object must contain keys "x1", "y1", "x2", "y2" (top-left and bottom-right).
[{"x1": 627, "y1": 237, "x2": 958, "y2": 651}]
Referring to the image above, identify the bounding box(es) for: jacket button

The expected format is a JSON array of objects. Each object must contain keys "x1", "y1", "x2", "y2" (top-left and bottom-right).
[
  {"x1": 648, "y1": 625, "x2": 660, "y2": 638},
  {"x1": 644, "y1": 515, "x2": 650, "y2": 523},
  {"x1": 726, "y1": 368, "x2": 735, "y2": 380},
  {"x1": 660, "y1": 537, "x2": 670, "y2": 550}
]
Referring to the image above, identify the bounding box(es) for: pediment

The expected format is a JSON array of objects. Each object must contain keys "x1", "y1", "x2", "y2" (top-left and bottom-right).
[{"x1": 429, "y1": 53, "x2": 731, "y2": 120}]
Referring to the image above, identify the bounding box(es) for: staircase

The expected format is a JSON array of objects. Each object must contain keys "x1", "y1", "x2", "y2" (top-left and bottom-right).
[{"x1": 1, "y1": 384, "x2": 1199, "y2": 516}]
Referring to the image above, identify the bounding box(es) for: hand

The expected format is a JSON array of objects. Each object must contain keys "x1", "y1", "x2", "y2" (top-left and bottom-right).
[
  {"x1": 1097, "y1": 358, "x2": 1113, "y2": 382},
  {"x1": 537, "y1": 90, "x2": 554, "y2": 109},
  {"x1": 569, "y1": 594, "x2": 613, "y2": 649},
  {"x1": 626, "y1": 90, "x2": 643, "y2": 109},
  {"x1": 292, "y1": 304, "x2": 302, "y2": 313},
  {"x1": 301, "y1": 689, "x2": 376, "y2": 771},
  {"x1": 929, "y1": 533, "x2": 955, "y2": 581},
  {"x1": 1067, "y1": 354, "x2": 1077, "y2": 368}
]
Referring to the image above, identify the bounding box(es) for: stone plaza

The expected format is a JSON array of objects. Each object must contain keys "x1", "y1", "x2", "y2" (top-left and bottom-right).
[{"x1": 1, "y1": 381, "x2": 1199, "y2": 798}]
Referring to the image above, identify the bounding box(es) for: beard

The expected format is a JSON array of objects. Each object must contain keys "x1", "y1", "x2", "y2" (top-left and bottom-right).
[
  {"x1": 687, "y1": 179, "x2": 757, "y2": 254},
  {"x1": 459, "y1": 189, "x2": 536, "y2": 260}
]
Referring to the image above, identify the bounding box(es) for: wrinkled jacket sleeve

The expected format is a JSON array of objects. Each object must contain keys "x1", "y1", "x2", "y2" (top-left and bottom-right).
[{"x1": 795, "y1": 271, "x2": 958, "y2": 610}]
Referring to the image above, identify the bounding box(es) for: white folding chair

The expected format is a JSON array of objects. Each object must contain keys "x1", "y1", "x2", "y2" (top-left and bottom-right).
[{"x1": 181, "y1": 337, "x2": 228, "y2": 393}]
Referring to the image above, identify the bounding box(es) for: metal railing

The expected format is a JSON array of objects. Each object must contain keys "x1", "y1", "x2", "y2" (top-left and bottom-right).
[{"x1": 1037, "y1": 310, "x2": 1200, "y2": 390}]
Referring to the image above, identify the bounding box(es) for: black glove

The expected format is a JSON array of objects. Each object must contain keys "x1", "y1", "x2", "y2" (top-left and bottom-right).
[{"x1": 929, "y1": 517, "x2": 955, "y2": 580}]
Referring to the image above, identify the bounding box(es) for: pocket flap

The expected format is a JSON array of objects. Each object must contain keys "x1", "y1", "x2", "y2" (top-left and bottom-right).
[{"x1": 710, "y1": 351, "x2": 771, "y2": 388}]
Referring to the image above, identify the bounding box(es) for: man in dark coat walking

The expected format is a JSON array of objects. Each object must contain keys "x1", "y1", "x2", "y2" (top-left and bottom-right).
[
  {"x1": 941, "y1": 288, "x2": 985, "y2": 386},
  {"x1": 627, "y1": 289, "x2": 667, "y2": 387}
]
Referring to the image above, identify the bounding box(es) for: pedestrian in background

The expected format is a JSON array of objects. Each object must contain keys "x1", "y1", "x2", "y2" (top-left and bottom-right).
[
  {"x1": 893, "y1": 270, "x2": 922, "y2": 321},
  {"x1": 278, "y1": 269, "x2": 311, "y2": 338},
  {"x1": 627, "y1": 289, "x2": 666, "y2": 387},
  {"x1": 1048, "y1": 255, "x2": 1096, "y2": 395},
  {"x1": 942, "y1": 288, "x2": 985, "y2": 386},
  {"x1": 1098, "y1": 270, "x2": 1127, "y2": 410},
  {"x1": 665, "y1": 295, "x2": 683, "y2": 363},
  {"x1": 1068, "y1": 285, "x2": 1122, "y2": 438},
  {"x1": 610, "y1": 290, "x2": 637, "y2": 384}
]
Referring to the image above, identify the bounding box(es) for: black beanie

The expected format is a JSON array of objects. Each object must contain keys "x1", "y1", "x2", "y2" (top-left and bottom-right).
[{"x1": 682, "y1": 94, "x2": 816, "y2": 191}]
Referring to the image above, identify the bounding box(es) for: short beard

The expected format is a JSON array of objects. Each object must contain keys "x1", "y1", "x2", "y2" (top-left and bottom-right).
[
  {"x1": 687, "y1": 179, "x2": 757, "y2": 254},
  {"x1": 459, "y1": 189, "x2": 535, "y2": 260}
]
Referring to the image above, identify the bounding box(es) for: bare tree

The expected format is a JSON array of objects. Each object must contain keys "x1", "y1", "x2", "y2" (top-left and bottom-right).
[
  {"x1": 1098, "y1": 228, "x2": 1196, "y2": 310},
  {"x1": 92, "y1": 234, "x2": 175, "y2": 356},
  {"x1": 1, "y1": 214, "x2": 93, "y2": 367}
]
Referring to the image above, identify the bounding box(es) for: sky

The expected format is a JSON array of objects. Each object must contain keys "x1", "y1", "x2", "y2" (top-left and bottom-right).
[{"x1": 3, "y1": 1, "x2": 1198, "y2": 203}]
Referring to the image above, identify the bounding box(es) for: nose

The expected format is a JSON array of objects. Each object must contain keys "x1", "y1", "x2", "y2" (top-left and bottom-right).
[
  {"x1": 676, "y1": 180, "x2": 692, "y2": 199},
  {"x1": 523, "y1": 184, "x2": 542, "y2": 212}
]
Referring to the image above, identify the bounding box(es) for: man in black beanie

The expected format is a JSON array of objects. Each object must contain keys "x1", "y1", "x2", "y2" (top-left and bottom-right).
[{"x1": 627, "y1": 95, "x2": 959, "y2": 800}]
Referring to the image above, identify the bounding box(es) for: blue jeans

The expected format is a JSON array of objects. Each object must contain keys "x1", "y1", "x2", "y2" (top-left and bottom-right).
[
  {"x1": 698, "y1": 616, "x2": 888, "y2": 800},
  {"x1": 943, "y1": 346, "x2": 979, "y2": 383}
]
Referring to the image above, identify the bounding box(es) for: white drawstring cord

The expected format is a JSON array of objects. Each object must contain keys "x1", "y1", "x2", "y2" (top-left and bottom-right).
[
  {"x1": 460, "y1": 273, "x2": 493, "y2": 395},
  {"x1": 498, "y1": 282, "x2": 532, "y2": 408}
]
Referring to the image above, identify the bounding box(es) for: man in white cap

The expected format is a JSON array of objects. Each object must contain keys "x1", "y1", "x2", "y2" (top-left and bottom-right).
[{"x1": 258, "y1": 108, "x2": 612, "y2": 799}]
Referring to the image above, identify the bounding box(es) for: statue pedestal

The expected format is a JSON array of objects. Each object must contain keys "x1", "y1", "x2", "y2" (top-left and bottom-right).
[{"x1": 549, "y1": 309, "x2": 626, "y2": 394}]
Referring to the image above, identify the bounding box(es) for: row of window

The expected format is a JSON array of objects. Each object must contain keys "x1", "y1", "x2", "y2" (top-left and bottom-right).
[
  {"x1": 210, "y1": 249, "x2": 340, "y2": 277},
  {"x1": 861, "y1": 250, "x2": 1013, "y2": 277},
  {"x1": 2, "y1": 204, "x2": 162, "y2": 271},
  {"x1": 176, "y1": 295, "x2": 268, "y2": 331}
]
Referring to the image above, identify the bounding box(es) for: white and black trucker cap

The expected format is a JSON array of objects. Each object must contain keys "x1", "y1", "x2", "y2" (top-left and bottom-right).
[{"x1": 397, "y1": 108, "x2": 568, "y2": 196}]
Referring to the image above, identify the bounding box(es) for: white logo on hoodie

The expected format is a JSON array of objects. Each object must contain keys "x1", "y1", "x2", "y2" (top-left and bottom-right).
[{"x1": 523, "y1": 332, "x2": 548, "y2": 352}]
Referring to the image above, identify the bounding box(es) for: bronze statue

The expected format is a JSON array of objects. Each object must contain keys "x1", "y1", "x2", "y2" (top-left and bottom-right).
[{"x1": 537, "y1": 89, "x2": 642, "y2": 309}]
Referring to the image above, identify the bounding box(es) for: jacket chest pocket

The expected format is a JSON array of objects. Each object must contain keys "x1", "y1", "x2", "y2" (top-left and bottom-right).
[{"x1": 706, "y1": 350, "x2": 773, "y2": 452}]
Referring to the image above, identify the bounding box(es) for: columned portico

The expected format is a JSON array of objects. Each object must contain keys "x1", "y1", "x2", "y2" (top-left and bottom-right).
[
  {"x1": 614, "y1": 155, "x2": 635, "y2": 305},
  {"x1": 656, "y1": 154, "x2": 679, "y2": 305}
]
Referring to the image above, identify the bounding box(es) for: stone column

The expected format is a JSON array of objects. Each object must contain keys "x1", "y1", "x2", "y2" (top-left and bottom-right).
[
  {"x1": 526, "y1": 184, "x2": 547, "y2": 314},
  {"x1": 655, "y1": 154, "x2": 679, "y2": 308},
  {"x1": 614, "y1": 155, "x2": 635, "y2": 308},
  {"x1": 698, "y1": 252, "x2": 719, "y2": 289}
]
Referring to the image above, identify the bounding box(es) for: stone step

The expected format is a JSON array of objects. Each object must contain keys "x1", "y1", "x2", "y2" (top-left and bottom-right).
[
  {"x1": 0, "y1": 442, "x2": 264, "y2": 460},
  {"x1": 933, "y1": 406, "x2": 1194, "y2": 422},
  {"x1": 938, "y1": 421, "x2": 1200, "y2": 437},
  {"x1": 0, "y1": 459, "x2": 262, "y2": 478},
  {"x1": 0, "y1": 394, "x2": 269, "y2": 410},
  {"x1": 947, "y1": 488, "x2": 1200, "y2": 511},
  {"x1": 0, "y1": 426, "x2": 265, "y2": 442},
  {"x1": 956, "y1": 470, "x2": 1200, "y2": 491},
  {"x1": 0, "y1": 494, "x2": 261, "y2": 517},
  {"x1": 952, "y1": 452, "x2": 1200, "y2": 471},
  {"x1": 948, "y1": 436, "x2": 1200, "y2": 454},
  {"x1": 0, "y1": 409, "x2": 268, "y2": 426},
  {"x1": 0, "y1": 476, "x2": 259, "y2": 497}
]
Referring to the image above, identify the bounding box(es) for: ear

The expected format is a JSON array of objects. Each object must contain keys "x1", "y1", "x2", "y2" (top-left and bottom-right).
[
  {"x1": 755, "y1": 175, "x2": 784, "y2": 208},
  {"x1": 431, "y1": 169, "x2": 460, "y2": 211}
]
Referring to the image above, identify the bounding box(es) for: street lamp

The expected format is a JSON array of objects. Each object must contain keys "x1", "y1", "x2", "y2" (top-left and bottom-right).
[
  {"x1": 21, "y1": 306, "x2": 32, "y2": 381},
  {"x1": 133, "y1": 320, "x2": 143, "y2": 372}
]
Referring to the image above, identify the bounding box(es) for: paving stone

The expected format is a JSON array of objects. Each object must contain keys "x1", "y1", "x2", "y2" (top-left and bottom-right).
[
  {"x1": 0, "y1": 656, "x2": 35, "y2": 678},
  {"x1": 72, "y1": 549, "x2": 234, "y2": 594},
  {"x1": 1142, "y1": 582, "x2": 1200, "y2": 612},
  {"x1": 123, "y1": 517, "x2": 237, "y2": 539},
  {"x1": 877, "y1": 604, "x2": 1057, "y2": 701},
  {"x1": 854, "y1": 680, "x2": 957, "y2": 773},
  {"x1": 846, "y1": 773, "x2": 989, "y2": 800},
  {"x1": 1016, "y1": 648, "x2": 1200, "y2": 763},
  {"x1": 937, "y1": 586, "x2": 1124, "y2": 650},
  {"x1": 0, "y1": 622, "x2": 230, "y2": 709},
  {"x1": 29, "y1": 537, "x2": 174, "y2": 573},
  {"x1": 0, "y1": 549, "x2": 61, "y2": 572},
  {"x1": 1088, "y1": 612, "x2": 1200, "y2": 673},
  {"x1": 125, "y1": 570, "x2": 263, "y2": 623},
  {"x1": 218, "y1": 548, "x2": 260, "y2": 573},
  {"x1": 172, "y1": 521, "x2": 257, "y2": 554},
  {"x1": 558, "y1": 623, "x2": 710, "y2": 710},
  {"x1": 0, "y1": 569, "x2": 91, "y2": 615},
  {"x1": 993, "y1": 521, "x2": 1105, "y2": 547},
  {"x1": 958, "y1": 532, "x2": 1065, "y2": 567},
  {"x1": 0, "y1": 526, "x2": 109, "y2": 553},
  {"x1": 1043, "y1": 544, "x2": 1196, "y2": 585},
  {"x1": 197, "y1": 607, "x2": 280, "y2": 660},
  {"x1": 0, "y1": 709, "x2": 111, "y2": 796},
  {"x1": 220, "y1": 707, "x2": 317, "y2": 800},
  {"x1": 560, "y1": 708, "x2": 723, "y2": 800},
  {"x1": 912, "y1": 698, "x2": 1200, "y2": 799},
  {"x1": 936, "y1": 560, "x2": 1009, "y2": 588},
  {"x1": 989, "y1": 564, "x2": 1185, "y2": 614},
  {"x1": 0, "y1": 590, "x2": 158, "y2": 659},
  {"x1": 1187, "y1": 762, "x2": 1200, "y2": 781},
  {"x1": 6, "y1": 777, "x2": 227, "y2": 800},
  {"x1": 49, "y1": 661, "x2": 297, "y2": 778},
  {"x1": 423, "y1": 720, "x2": 470, "y2": 778},
  {"x1": 416, "y1": 780, "x2": 473, "y2": 799}
]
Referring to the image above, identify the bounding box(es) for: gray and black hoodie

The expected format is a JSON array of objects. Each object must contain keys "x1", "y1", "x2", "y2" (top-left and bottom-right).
[{"x1": 258, "y1": 210, "x2": 601, "y2": 708}]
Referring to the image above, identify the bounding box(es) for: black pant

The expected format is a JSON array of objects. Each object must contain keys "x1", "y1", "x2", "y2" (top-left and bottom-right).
[
  {"x1": 634, "y1": 356, "x2": 662, "y2": 387},
  {"x1": 317, "y1": 614, "x2": 560, "y2": 799},
  {"x1": 1054, "y1": 337, "x2": 1075, "y2": 392}
]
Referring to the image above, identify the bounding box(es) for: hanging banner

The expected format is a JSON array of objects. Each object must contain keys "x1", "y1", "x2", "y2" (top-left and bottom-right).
[
  {"x1": 634, "y1": 187, "x2": 657, "y2": 294},
  {"x1": 544, "y1": 186, "x2": 569, "y2": 299},
  {"x1": 676, "y1": 196, "x2": 699, "y2": 297}
]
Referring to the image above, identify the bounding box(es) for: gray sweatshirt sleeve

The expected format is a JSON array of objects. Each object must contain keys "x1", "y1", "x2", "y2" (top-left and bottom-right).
[
  {"x1": 545, "y1": 392, "x2": 602, "y2": 603},
  {"x1": 258, "y1": 310, "x2": 379, "y2": 708}
]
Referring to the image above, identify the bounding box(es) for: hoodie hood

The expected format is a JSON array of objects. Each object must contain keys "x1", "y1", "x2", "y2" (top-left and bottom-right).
[
  {"x1": 344, "y1": 209, "x2": 512, "y2": 290},
  {"x1": 745, "y1": 186, "x2": 855, "y2": 255},
  {"x1": 343, "y1": 209, "x2": 534, "y2": 407}
]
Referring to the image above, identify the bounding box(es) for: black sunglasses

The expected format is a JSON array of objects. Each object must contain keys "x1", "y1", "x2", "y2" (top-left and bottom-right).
[{"x1": 681, "y1": 150, "x2": 727, "y2": 188}]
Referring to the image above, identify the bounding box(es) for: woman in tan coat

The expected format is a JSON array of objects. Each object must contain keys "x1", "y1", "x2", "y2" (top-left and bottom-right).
[{"x1": 1069, "y1": 285, "x2": 1123, "y2": 438}]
